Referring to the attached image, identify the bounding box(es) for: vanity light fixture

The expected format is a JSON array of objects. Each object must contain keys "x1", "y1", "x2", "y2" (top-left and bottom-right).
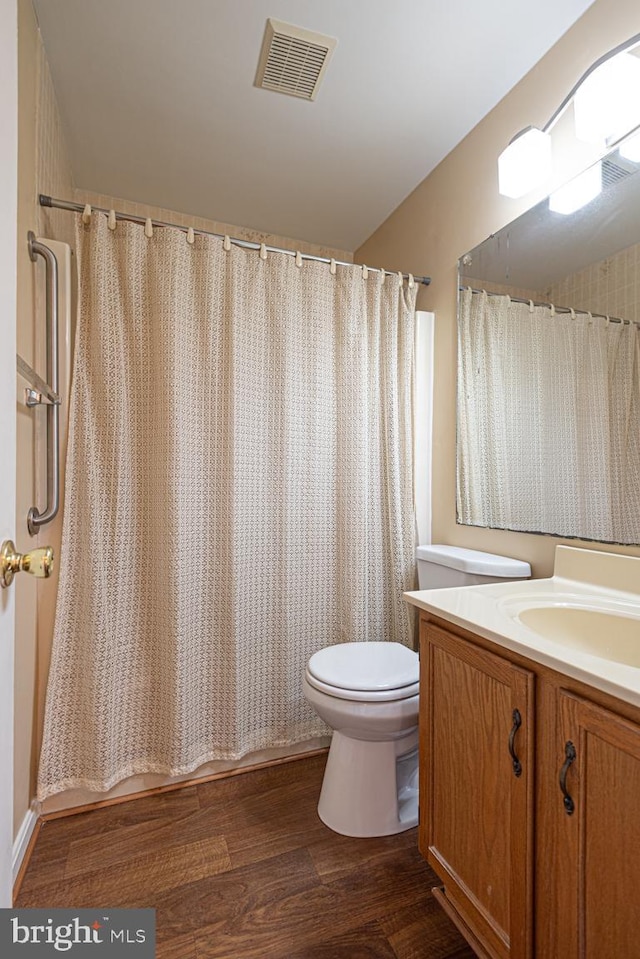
[
  {"x1": 497, "y1": 127, "x2": 552, "y2": 199},
  {"x1": 573, "y1": 52, "x2": 640, "y2": 146},
  {"x1": 548, "y1": 160, "x2": 602, "y2": 215},
  {"x1": 498, "y1": 31, "x2": 640, "y2": 199}
]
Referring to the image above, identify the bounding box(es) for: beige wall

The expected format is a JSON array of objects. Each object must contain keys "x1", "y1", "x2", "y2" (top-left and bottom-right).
[
  {"x1": 356, "y1": 0, "x2": 640, "y2": 578},
  {"x1": 73, "y1": 190, "x2": 353, "y2": 264}
]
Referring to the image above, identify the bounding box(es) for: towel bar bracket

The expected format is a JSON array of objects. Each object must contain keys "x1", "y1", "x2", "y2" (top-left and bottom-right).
[
  {"x1": 24, "y1": 387, "x2": 60, "y2": 408},
  {"x1": 17, "y1": 354, "x2": 61, "y2": 406}
]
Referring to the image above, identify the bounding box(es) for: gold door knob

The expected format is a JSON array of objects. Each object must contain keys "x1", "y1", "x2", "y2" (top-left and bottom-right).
[{"x1": 0, "y1": 540, "x2": 54, "y2": 588}]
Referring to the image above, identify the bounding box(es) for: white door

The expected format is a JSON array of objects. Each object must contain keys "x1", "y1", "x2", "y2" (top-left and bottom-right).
[{"x1": 0, "y1": 0, "x2": 18, "y2": 906}]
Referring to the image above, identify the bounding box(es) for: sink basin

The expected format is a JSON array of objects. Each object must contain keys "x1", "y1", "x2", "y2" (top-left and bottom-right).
[
  {"x1": 406, "y1": 546, "x2": 640, "y2": 704},
  {"x1": 516, "y1": 605, "x2": 640, "y2": 668}
]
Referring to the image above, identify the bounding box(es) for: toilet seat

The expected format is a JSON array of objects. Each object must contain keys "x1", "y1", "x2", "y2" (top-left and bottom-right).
[
  {"x1": 305, "y1": 669, "x2": 419, "y2": 702},
  {"x1": 306, "y1": 642, "x2": 419, "y2": 702}
]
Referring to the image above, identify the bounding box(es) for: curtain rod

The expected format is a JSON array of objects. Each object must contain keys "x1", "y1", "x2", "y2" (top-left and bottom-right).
[
  {"x1": 39, "y1": 195, "x2": 431, "y2": 287},
  {"x1": 461, "y1": 286, "x2": 636, "y2": 326}
]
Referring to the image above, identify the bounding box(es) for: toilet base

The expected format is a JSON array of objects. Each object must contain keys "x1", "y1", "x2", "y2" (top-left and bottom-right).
[{"x1": 317, "y1": 728, "x2": 419, "y2": 837}]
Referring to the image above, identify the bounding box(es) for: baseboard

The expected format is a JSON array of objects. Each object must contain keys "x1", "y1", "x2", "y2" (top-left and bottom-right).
[
  {"x1": 41, "y1": 746, "x2": 329, "y2": 821},
  {"x1": 13, "y1": 803, "x2": 41, "y2": 896},
  {"x1": 39, "y1": 737, "x2": 328, "y2": 822}
]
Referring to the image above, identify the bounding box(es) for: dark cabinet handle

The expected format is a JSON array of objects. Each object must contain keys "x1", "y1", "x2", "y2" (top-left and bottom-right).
[
  {"x1": 508, "y1": 708, "x2": 523, "y2": 777},
  {"x1": 559, "y1": 741, "x2": 577, "y2": 815}
]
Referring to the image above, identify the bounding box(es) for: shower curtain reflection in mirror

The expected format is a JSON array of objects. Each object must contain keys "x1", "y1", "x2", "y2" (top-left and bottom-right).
[{"x1": 457, "y1": 288, "x2": 640, "y2": 545}]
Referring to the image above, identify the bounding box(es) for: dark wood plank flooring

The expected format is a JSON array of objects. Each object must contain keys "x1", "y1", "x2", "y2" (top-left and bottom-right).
[{"x1": 16, "y1": 754, "x2": 475, "y2": 959}]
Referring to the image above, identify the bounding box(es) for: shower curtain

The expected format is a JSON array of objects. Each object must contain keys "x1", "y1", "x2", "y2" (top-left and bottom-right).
[
  {"x1": 37, "y1": 214, "x2": 418, "y2": 798},
  {"x1": 457, "y1": 288, "x2": 640, "y2": 543}
]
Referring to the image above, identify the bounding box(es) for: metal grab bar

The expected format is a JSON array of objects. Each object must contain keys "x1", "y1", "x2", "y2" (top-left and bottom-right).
[{"x1": 27, "y1": 232, "x2": 60, "y2": 535}]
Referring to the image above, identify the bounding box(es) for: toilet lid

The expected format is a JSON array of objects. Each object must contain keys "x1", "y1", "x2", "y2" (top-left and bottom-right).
[{"x1": 307, "y1": 642, "x2": 419, "y2": 692}]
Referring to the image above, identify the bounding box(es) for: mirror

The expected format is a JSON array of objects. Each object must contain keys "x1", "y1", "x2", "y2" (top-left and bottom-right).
[{"x1": 457, "y1": 144, "x2": 640, "y2": 545}]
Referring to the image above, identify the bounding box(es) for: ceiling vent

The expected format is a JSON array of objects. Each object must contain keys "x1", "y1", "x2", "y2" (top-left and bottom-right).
[
  {"x1": 602, "y1": 155, "x2": 635, "y2": 187},
  {"x1": 255, "y1": 19, "x2": 336, "y2": 101}
]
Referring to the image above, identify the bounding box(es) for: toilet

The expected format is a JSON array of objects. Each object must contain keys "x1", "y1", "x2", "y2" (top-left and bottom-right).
[{"x1": 303, "y1": 544, "x2": 531, "y2": 838}]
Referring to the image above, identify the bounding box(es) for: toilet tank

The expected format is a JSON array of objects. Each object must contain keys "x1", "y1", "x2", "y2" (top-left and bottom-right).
[{"x1": 416, "y1": 545, "x2": 531, "y2": 589}]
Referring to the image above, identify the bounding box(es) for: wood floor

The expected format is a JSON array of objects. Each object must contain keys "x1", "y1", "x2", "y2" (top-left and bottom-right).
[{"x1": 16, "y1": 754, "x2": 475, "y2": 959}]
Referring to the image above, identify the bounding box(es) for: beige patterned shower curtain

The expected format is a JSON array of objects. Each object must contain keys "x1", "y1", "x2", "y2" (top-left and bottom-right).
[{"x1": 37, "y1": 214, "x2": 418, "y2": 798}]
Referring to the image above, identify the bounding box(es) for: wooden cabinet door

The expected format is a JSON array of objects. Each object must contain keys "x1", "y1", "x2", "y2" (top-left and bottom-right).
[
  {"x1": 420, "y1": 624, "x2": 534, "y2": 959},
  {"x1": 555, "y1": 691, "x2": 640, "y2": 959}
]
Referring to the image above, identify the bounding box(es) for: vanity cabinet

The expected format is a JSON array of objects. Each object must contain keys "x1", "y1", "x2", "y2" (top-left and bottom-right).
[
  {"x1": 419, "y1": 617, "x2": 640, "y2": 959},
  {"x1": 554, "y1": 691, "x2": 640, "y2": 959},
  {"x1": 420, "y1": 624, "x2": 534, "y2": 959}
]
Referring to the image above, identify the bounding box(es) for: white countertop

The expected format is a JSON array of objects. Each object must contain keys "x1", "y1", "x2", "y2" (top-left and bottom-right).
[{"x1": 405, "y1": 546, "x2": 640, "y2": 709}]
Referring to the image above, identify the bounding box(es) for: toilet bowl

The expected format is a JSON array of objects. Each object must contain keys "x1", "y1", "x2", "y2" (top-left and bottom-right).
[
  {"x1": 304, "y1": 546, "x2": 531, "y2": 839},
  {"x1": 303, "y1": 641, "x2": 419, "y2": 838}
]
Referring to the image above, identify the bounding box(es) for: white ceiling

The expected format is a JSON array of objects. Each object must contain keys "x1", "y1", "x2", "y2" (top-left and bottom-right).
[{"x1": 32, "y1": 0, "x2": 596, "y2": 251}]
